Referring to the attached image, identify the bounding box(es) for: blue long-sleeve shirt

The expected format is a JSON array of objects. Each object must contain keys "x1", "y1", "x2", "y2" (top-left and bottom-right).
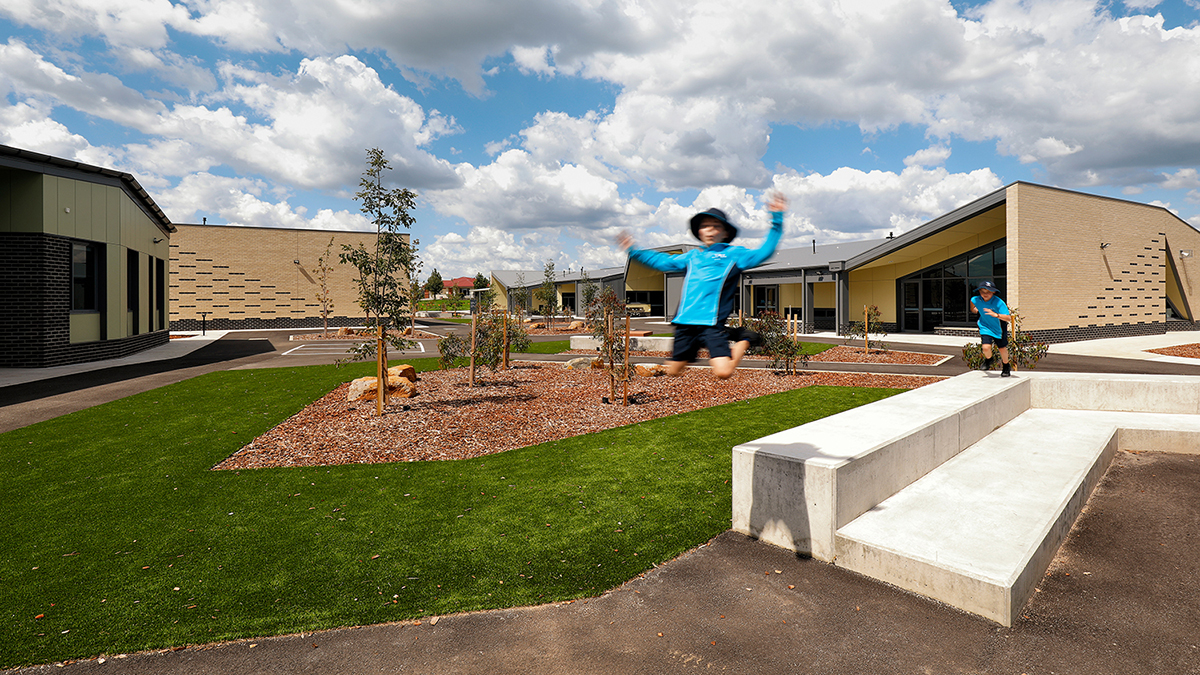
[{"x1": 627, "y1": 211, "x2": 783, "y2": 326}]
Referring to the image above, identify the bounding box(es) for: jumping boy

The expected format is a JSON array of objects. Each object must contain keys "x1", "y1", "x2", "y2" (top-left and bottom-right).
[
  {"x1": 970, "y1": 280, "x2": 1012, "y2": 377},
  {"x1": 616, "y1": 191, "x2": 787, "y2": 379}
]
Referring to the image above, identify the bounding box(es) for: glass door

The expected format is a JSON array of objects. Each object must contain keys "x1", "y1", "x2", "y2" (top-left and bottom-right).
[{"x1": 903, "y1": 280, "x2": 920, "y2": 331}]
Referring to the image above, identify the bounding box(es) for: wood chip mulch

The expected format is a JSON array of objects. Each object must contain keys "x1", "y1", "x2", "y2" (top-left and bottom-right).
[
  {"x1": 290, "y1": 329, "x2": 442, "y2": 340},
  {"x1": 1146, "y1": 343, "x2": 1200, "y2": 359},
  {"x1": 565, "y1": 345, "x2": 946, "y2": 365},
  {"x1": 214, "y1": 364, "x2": 944, "y2": 471}
]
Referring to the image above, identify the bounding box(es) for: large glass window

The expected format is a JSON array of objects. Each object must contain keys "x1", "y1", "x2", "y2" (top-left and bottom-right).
[
  {"x1": 900, "y1": 240, "x2": 1006, "y2": 331},
  {"x1": 71, "y1": 242, "x2": 100, "y2": 311}
]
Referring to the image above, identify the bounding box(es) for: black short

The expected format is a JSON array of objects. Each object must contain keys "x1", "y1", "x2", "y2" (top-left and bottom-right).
[
  {"x1": 981, "y1": 326, "x2": 1009, "y2": 348},
  {"x1": 671, "y1": 325, "x2": 733, "y2": 362}
]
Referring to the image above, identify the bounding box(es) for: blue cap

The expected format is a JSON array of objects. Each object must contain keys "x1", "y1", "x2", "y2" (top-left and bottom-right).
[{"x1": 977, "y1": 280, "x2": 999, "y2": 293}]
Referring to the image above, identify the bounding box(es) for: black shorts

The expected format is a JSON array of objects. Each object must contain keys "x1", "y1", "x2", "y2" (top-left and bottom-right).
[
  {"x1": 671, "y1": 325, "x2": 733, "y2": 362},
  {"x1": 981, "y1": 326, "x2": 1009, "y2": 348}
]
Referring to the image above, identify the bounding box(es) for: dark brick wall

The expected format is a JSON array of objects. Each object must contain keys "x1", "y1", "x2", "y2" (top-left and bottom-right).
[
  {"x1": 170, "y1": 314, "x2": 369, "y2": 332},
  {"x1": 934, "y1": 321, "x2": 1172, "y2": 344},
  {"x1": 1, "y1": 233, "x2": 69, "y2": 367},
  {"x1": 1, "y1": 233, "x2": 169, "y2": 368}
]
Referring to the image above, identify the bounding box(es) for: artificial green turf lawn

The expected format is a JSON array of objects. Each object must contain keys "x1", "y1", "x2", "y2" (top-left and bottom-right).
[
  {"x1": 0, "y1": 359, "x2": 899, "y2": 668},
  {"x1": 520, "y1": 340, "x2": 572, "y2": 354}
]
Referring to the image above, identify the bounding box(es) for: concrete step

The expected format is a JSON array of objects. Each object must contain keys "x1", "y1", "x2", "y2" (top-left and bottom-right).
[{"x1": 832, "y1": 409, "x2": 1118, "y2": 626}]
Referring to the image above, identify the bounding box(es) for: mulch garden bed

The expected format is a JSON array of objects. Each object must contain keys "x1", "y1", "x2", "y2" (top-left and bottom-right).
[
  {"x1": 565, "y1": 345, "x2": 946, "y2": 365},
  {"x1": 291, "y1": 329, "x2": 443, "y2": 340},
  {"x1": 1146, "y1": 343, "x2": 1200, "y2": 359},
  {"x1": 215, "y1": 364, "x2": 944, "y2": 470}
]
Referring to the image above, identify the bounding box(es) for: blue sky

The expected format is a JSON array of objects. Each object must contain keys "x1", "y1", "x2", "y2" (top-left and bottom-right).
[{"x1": 3, "y1": 0, "x2": 1199, "y2": 281}]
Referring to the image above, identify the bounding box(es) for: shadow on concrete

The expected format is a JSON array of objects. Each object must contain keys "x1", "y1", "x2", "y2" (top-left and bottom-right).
[{"x1": 0, "y1": 338, "x2": 277, "y2": 407}]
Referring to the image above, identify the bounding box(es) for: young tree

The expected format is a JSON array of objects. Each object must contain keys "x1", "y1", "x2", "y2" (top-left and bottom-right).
[
  {"x1": 425, "y1": 268, "x2": 444, "y2": 299},
  {"x1": 511, "y1": 272, "x2": 530, "y2": 318},
  {"x1": 473, "y1": 272, "x2": 490, "y2": 289},
  {"x1": 537, "y1": 260, "x2": 559, "y2": 329},
  {"x1": 405, "y1": 238, "x2": 423, "y2": 334},
  {"x1": 338, "y1": 148, "x2": 418, "y2": 406},
  {"x1": 438, "y1": 310, "x2": 531, "y2": 385},
  {"x1": 312, "y1": 235, "x2": 336, "y2": 337},
  {"x1": 579, "y1": 270, "x2": 598, "y2": 315}
]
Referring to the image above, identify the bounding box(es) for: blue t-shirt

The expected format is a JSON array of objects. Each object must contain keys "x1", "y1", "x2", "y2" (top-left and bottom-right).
[{"x1": 970, "y1": 294, "x2": 1009, "y2": 339}]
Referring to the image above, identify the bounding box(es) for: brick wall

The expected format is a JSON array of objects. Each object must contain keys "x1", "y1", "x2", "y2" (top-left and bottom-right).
[
  {"x1": 170, "y1": 225, "x2": 389, "y2": 330},
  {"x1": 1007, "y1": 183, "x2": 1200, "y2": 336}
]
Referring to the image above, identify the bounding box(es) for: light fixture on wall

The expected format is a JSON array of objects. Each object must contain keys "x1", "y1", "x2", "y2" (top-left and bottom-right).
[
  {"x1": 294, "y1": 259, "x2": 301, "y2": 265},
  {"x1": 153, "y1": 237, "x2": 164, "y2": 243},
  {"x1": 1100, "y1": 242, "x2": 1111, "y2": 249}
]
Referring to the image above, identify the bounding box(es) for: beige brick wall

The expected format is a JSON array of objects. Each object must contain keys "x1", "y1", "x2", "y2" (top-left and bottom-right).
[
  {"x1": 170, "y1": 225, "x2": 402, "y2": 328},
  {"x1": 1008, "y1": 183, "x2": 1200, "y2": 332}
]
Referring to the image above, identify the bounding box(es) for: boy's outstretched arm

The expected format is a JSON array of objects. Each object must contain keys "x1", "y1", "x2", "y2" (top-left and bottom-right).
[
  {"x1": 618, "y1": 230, "x2": 689, "y2": 272},
  {"x1": 737, "y1": 190, "x2": 788, "y2": 270}
]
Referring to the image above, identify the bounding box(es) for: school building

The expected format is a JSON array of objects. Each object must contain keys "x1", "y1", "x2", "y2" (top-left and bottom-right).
[
  {"x1": 0, "y1": 144, "x2": 174, "y2": 368},
  {"x1": 168, "y1": 224, "x2": 385, "y2": 332},
  {"x1": 490, "y1": 182, "x2": 1200, "y2": 343}
]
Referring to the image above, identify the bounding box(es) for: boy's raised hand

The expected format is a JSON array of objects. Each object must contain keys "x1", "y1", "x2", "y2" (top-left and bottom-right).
[
  {"x1": 768, "y1": 190, "x2": 788, "y2": 213},
  {"x1": 616, "y1": 230, "x2": 634, "y2": 251}
]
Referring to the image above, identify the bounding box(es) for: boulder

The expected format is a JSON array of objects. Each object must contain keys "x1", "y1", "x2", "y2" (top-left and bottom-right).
[
  {"x1": 402, "y1": 326, "x2": 413, "y2": 336},
  {"x1": 635, "y1": 364, "x2": 666, "y2": 377},
  {"x1": 336, "y1": 326, "x2": 353, "y2": 337},
  {"x1": 347, "y1": 376, "x2": 380, "y2": 401},
  {"x1": 387, "y1": 364, "x2": 417, "y2": 381},
  {"x1": 529, "y1": 322, "x2": 545, "y2": 329},
  {"x1": 567, "y1": 320, "x2": 586, "y2": 331},
  {"x1": 347, "y1": 374, "x2": 418, "y2": 401},
  {"x1": 388, "y1": 375, "x2": 418, "y2": 398},
  {"x1": 564, "y1": 357, "x2": 600, "y2": 371}
]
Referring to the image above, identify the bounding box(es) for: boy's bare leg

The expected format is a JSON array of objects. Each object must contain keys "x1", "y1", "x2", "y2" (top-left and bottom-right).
[
  {"x1": 711, "y1": 339, "x2": 751, "y2": 379},
  {"x1": 981, "y1": 343, "x2": 994, "y2": 360},
  {"x1": 998, "y1": 346, "x2": 1010, "y2": 364},
  {"x1": 710, "y1": 357, "x2": 735, "y2": 380},
  {"x1": 665, "y1": 360, "x2": 688, "y2": 376}
]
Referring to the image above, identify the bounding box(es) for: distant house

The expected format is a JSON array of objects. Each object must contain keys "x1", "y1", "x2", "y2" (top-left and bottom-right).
[{"x1": 0, "y1": 144, "x2": 174, "y2": 367}]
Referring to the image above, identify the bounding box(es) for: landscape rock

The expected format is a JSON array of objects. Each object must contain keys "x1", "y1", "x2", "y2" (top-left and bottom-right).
[
  {"x1": 567, "y1": 320, "x2": 586, "y2": 331},
  {"x1": 388, "y1": 364, "x2": 417, "y2": 381},
  {"x1": 564, "y1": 357, "x2": 600, "y2": 371},
  {"x1": 635, "y1": 364, "x2": 667, "y2": 377},
  {"x1": 348, "y1": 374, "x2": 418, "y2": 401},
  {"x1": 347, "y1": 376, "x2": 380, "y2": 401},
  {"x1": 337, "y1": 326, "x2": 353, "y2": 337},
  {"x1": 388, "y1": 376, "x2": 418, "y2": 398}
]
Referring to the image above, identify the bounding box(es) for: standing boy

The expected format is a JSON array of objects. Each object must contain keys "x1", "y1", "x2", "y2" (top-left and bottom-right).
[
  {"x1": 970, "y1": 280, "x2": 1012, "y2": 377},
  {"x1": 616, "y1": 192, "x2": 787, "y2": 379}
]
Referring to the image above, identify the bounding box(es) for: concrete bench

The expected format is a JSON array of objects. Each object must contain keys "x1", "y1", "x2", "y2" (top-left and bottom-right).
[
  {"x1": 732, "y1": 371, "x2": 1200, "y2": 625},
  {"x1": 732, "y1": 374, "x2": 1029, "y2": 560}
]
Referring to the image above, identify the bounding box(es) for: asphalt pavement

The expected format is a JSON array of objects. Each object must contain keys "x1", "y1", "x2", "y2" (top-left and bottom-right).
[{"x1": 4, "y1": 323, "x2": 1200, "y2": 673}]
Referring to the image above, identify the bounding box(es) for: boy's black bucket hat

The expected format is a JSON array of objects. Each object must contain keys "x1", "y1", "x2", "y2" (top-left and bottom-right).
[
  {"x1": 976, "y1": 280, "x2": 999, "y2": 293},
  {"x1": 689, "y1": 208, "x2": 738, "y2": 243}
]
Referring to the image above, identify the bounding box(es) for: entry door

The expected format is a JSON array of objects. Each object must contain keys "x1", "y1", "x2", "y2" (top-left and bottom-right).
[
  {"x1": 902, "y1": 280, "x2": 920, "y2": 331},
  {"x1": 753, "y1": 285, "x2": 778, "y2": 316}
]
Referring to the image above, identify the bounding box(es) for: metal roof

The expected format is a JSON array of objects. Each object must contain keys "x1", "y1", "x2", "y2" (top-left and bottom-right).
[
  {"x1": 490, "y1": 265, "x2": 625, "y2": 289},
  {"x1": 746, "y1": 238, "x2": 890, "y2": 276},
  {"x1": 0, "y1": 143, "x2": 175, "y2": 235}
]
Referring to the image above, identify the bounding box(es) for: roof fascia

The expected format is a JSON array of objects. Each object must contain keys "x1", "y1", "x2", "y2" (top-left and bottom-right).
[{"x1": 842, "y1": 185, "x2": 1008, "y2": 271}]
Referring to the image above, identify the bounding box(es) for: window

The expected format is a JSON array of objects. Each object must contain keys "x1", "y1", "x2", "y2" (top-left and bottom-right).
[
  {"x1": 900, "y1": 240, "x2": 1006, "y2": 331},
  {"x1": 72, "y1": 242, "x2": 100, "y2": 311}
]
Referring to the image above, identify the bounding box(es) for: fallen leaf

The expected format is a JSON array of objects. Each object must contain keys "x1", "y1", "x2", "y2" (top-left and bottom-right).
[
  {"x1": 35, "y1": 614, "x2": 44, "y2": 620},
  {"x1": 788, "y1": 585, "x2": 795, "y2": 589},
  {"x1": 430, "y1": 616, "x2": 439, "y2": 625},
  {"x1": 657, "y1": 633, "x2": 663, "y2": 637},
  {"x1": 249, "y1": 644, "x2": 257, "y2": 649}
]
